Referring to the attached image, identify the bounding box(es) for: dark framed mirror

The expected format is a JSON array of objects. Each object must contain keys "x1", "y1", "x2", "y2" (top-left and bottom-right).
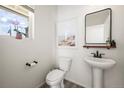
[{"x1": 83, "y1": 8, "x2": 116, "y2": 49}]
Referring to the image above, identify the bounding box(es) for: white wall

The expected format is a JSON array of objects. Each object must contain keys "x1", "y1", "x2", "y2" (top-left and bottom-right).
[
  {"x1": 0, "y1": 5, "x2": 56, "y2": 88},
  {"x1": 57, "y1": 5, "x2": 124, "y2": 88}
]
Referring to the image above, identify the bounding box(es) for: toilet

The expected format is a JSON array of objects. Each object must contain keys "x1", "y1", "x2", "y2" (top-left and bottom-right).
[{"x1": 46, "y1": 57, "x2": 72, "y2": 88}]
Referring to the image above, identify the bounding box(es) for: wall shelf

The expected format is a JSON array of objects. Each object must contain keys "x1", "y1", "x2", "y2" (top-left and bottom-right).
[{"x1": 83, "y1": 45, "x2": 116, "y2": 49}]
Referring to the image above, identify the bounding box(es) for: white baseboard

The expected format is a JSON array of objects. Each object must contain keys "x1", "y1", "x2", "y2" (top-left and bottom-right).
[
  {"x1": 35, "y1": 78, "x2": 89, "y2": 88},
  {"x1": 35, "y1": 81, "x2": 45, "y2": 88},
  {"x1": 64, "y1": 77, "x2": 86, "y2": 88}
]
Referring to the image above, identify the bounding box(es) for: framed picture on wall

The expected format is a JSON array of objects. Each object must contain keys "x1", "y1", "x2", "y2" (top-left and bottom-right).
[{"x1": 56, "y1": 18, "x2": 78, "y2": 48}]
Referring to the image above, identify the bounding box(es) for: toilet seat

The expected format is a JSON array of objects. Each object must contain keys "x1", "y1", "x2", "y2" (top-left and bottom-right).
[{"x1": 46, "y1": 69, "x2": 65, "y2": 82}]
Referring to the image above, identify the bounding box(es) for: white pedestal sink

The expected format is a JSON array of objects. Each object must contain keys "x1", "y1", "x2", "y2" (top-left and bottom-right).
[{"x1": 84, "y1": 57, "x2": 116, "y2": 88}]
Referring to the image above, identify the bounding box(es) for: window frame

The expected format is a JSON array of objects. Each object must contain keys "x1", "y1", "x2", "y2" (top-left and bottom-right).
[{"x1": 0, "y1": 5, "x2": 34, "y2": 39}]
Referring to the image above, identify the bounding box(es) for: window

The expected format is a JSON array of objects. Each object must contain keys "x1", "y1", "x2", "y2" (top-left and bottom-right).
[{"x1": 0, "y1": 5, "x2": 34, "y2": 39}]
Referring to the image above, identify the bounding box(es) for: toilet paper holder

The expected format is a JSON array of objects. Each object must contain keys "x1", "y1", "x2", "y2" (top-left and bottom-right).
[{"x1": 26, "y1": 61, "x2": 38, "y2": 67}]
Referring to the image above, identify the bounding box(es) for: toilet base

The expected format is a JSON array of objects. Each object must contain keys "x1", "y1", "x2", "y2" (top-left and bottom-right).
[
  {"x1": 49, "y1": 80, "x2": 64, "y2": 88},
  {"x1": 50, "y1": 84, "x2": 61, "y2": 88},
  {"x1": 61, "y1": 80, "x2": 64, "y2": 88}
]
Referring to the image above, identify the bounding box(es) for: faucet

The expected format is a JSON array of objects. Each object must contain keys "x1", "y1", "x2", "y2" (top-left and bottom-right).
[{"x1": 91, "y1": 50, "x2": 105, "y2": 58}]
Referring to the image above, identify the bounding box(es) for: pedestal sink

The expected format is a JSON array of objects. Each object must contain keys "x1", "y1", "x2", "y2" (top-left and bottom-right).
[{"x1": 84, "y1": 57, "x2": 116, "y2": 88}]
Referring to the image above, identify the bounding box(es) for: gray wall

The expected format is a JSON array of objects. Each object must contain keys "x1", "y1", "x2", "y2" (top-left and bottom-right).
[
  {"x1": 57, "y1": 5, "x2": 124, "y2": 88},
  {"x1": 0, "y1": 5, "x2": 56, "y2": 88}
]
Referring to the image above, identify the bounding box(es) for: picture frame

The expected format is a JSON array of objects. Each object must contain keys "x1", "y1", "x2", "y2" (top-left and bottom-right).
[{"x1": 56, "y1": 18, "x2": 78, "y2": 48}]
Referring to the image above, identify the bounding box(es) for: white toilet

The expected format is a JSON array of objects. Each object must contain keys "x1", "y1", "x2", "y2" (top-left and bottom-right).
[{"x1": 46, "y1": 57, "x2": 72, "y2": 88}]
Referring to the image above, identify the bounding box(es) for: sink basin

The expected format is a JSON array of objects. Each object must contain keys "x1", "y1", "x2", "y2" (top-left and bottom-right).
[
  {"x1": 84, "y1": 57, "x2": 116, "y2": 88},
  {"x1": 84, "y1": 57, "x2": 116, "y2": 69}
]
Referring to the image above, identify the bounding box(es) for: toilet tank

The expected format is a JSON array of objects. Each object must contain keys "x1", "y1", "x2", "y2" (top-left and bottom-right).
[{"x1": 58, "y1": 57, "x2": 72, "y2": 72}]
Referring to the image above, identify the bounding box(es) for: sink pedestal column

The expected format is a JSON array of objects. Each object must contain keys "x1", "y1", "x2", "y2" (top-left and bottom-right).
[{"x1": 93, "y1": 68, "x2": 103, "y2": 88}]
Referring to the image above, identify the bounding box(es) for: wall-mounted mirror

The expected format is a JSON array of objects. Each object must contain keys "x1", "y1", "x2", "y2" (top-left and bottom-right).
[{"x1": 83, "y1": 8, "x2": 115, "y2": 49}]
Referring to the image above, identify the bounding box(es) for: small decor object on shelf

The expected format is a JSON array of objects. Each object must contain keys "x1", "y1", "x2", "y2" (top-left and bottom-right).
[
  {"x1": 111, "y1": 40, "x2": 116, "y2": 47},
  {"x1": 106, "y1": 37, "x2": 111, "y2": 46}
]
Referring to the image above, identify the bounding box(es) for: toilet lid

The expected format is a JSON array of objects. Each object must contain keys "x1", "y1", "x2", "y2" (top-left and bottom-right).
[{"x1": 46, "y1": 69, "x2": 64, "y2": 81}]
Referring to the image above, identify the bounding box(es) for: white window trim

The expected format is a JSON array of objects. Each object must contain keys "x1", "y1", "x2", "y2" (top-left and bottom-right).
[{"x1": 0, "y1": 5, "x2": 34, "y2": 40}]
